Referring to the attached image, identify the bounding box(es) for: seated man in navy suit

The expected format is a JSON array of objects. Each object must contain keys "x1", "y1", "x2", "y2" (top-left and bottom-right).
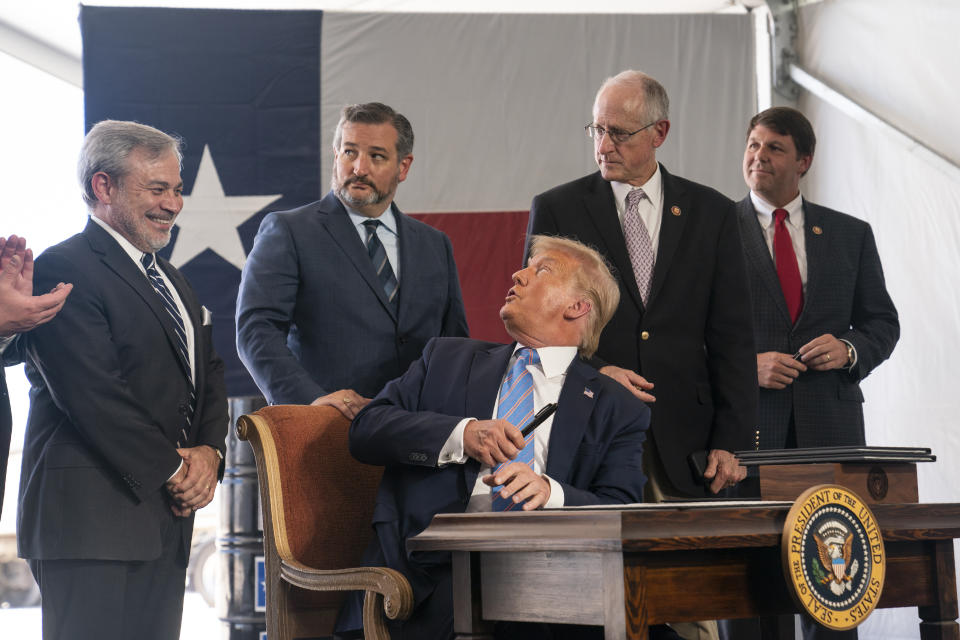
[{"x1": 338, "y1": 235, "x2": 661, "y2": 640}]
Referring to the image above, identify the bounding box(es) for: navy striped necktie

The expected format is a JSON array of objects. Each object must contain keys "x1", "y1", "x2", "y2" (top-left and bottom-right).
[
  {"x1": 362, "y1": 219, "x2": 399, "y2": 310},
  {"x1": 142, "y1": 252, "x2": 194, "y2": 446}
]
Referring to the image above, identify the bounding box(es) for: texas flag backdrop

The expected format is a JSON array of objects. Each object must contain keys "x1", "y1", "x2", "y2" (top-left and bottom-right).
[{"x1": 80, "y1": 6, "x2": 753, "y2": 396}]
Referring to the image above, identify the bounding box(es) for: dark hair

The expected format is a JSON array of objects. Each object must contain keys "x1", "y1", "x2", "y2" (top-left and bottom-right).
[
  {"x1": 748, "y1": 107, "x2": 816, "y2": 159},
  {"x1": 333, "y1": 102, "x2": 414, "y2": 158}
]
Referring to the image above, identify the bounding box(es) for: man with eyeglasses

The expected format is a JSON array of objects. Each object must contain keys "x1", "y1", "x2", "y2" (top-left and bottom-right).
[{"x1": 526, "y1": 70, "x2": 757, "y2": 503}]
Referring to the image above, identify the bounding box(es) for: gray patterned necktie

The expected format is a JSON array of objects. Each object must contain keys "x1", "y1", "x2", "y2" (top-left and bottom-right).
[{"x1": 623, "y1": 188, "x2": 654, "y2": 305}]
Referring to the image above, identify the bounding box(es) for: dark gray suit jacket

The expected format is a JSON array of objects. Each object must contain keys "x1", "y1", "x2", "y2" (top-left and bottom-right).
[
  {"x1": 18, "y1": 219, "x2": 228, "y2": 562},
  {"x1": 735, "y1": 196, "x2": 899, "y2": 449},
  {"x1": 236, "y1": 191, "x2": 469, "y2": 405}
]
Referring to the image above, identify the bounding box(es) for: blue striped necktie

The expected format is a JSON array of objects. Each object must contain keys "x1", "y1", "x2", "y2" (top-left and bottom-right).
[
  {"x1": 141, "y1": 253, "x2": 194, "y2": 446},
  {"x1": 362, "y1": 219, "x2": 399, "y2": 310},
  {"x1": 491, "y1": 347, "x2": 540, "y2": 511}
]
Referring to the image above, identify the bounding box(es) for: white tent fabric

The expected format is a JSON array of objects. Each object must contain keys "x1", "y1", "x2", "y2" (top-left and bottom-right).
[
  {"x1": 797, "y1": 3, "x2": 960, "y2": 637},
  {"x1": 320, "y1": 12, "x2": 755, "y2": 210}
]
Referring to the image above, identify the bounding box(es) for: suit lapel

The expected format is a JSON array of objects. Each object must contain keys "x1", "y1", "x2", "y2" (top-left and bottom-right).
[
  {"x1": 394, "y1": 206, "x2": 417, "y2": 323},
  {"x1": 737, "y1": 197, "x2": 792, "y2": 325},
  {"x1": 462, "y1": 343, "x2": 514, "y2": 492},
  {"x1": 545, "y1": 359, "x2": 596, "y2": 481},
  {"x1": 582, "y1": 173, "x2": 644, "y2": 312},
  {"x1": 465, "y1": 343, "x2": 513, "y2": 419},
  {"x1": 648, "y1": 165, "x2": 688, "y2": 307},
  {"x1": 84, "y1": 221, "x2": 192, "y2": 381},
  {"x1": 320, "y1": 193, "x2": 398, "y2": 322},
  {"x1": 799, "y1": 200, "x2": 826, "y2": 325}
]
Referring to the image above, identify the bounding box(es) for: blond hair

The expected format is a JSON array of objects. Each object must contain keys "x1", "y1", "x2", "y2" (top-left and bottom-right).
[{"x1": 528, "y1": 235, "x2": 619, "y2": 358}]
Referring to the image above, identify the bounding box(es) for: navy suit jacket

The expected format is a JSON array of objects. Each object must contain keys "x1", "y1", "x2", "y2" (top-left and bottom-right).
[
  {"x1": 236, "y1": 191, "x2": 469, "y2": 404},
  {"x1": 527, "y1": 167, "x2": 757, "y2": 496},
  {"x1": 736, "y1": 196, "x2": 899, "y2": 449},
  {"x1": 348, "y1": 337, "x2": 648, "y2": 616},
  {"x1": 1, "y1": 337, "x2": 25, "y2": 518},
  {"x1": 18, "y1": 219, "x2": 228, "y2": 562},
  {"x1": 0, "y1": 356, "x2": 11, "y2": 519}
]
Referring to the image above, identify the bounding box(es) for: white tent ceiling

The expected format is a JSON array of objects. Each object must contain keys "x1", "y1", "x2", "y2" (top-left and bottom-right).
[{"x1": 1, "y1": 0, "x2": 757, "y2": 85}]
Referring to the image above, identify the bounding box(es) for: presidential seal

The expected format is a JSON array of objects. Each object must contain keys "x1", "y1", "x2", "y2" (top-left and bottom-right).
[{"x1": 782, "y1": 485, "x2": 886, "y2": 631}]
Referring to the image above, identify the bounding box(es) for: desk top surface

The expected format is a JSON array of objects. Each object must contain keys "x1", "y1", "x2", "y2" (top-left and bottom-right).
[{"x1": 408, "y1": 502, "x2": 960, "y2": 553}]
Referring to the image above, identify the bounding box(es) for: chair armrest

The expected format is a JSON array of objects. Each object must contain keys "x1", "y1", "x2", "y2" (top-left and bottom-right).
[{"x1": 280, "y1": 559, "x2": 413, "y2": 622}]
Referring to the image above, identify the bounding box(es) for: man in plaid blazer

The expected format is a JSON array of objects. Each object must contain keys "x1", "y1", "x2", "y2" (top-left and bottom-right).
[{"x1": 736, "y1": 107, "x2": 899, "y2": 456}]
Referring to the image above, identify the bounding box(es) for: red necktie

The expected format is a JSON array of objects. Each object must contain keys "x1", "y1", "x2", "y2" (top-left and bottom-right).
[{"x1": 773, "y1": 208, "x2": 803, "y2": 323}]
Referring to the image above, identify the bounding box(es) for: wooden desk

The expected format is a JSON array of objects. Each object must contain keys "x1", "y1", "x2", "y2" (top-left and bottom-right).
[{"x1": 408, "y1": 502, "x2": 960, "y2": 640}]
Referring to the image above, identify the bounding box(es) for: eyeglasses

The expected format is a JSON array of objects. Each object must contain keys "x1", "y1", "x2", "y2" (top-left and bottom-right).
[{"x1": 584, "y1": 121, "x2": 658, "y2": 144}]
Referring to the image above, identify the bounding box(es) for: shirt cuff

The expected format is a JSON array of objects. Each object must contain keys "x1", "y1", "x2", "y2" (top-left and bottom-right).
[
  {"x1": 437, "y1": 418, "x2": 476, "y2": 466},
  {"x1": 543, "y1": 475, "x2": 565, "y2": 508},
  {"x1": 840, "y1": 339, "x2": 858, "y2": 370},
  {"x1": 167, "y1": 459, "x2": 185, "y2": 483}
]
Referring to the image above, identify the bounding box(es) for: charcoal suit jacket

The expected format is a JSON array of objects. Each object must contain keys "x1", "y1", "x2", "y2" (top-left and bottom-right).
[
  {"x1": 735, "y1": 196, "x2": 899, "y2": 449},
  {"x1": 237, "y1": 191, "x2": 469, "y2": 405},
  {"x1": 18, "y1": 218, "x2": 228, "y2": 563}
]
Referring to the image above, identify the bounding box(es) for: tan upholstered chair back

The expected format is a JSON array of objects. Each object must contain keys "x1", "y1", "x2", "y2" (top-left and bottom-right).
[{"x1": 236, "y1": 404, "x2": 410, "y2": 640}]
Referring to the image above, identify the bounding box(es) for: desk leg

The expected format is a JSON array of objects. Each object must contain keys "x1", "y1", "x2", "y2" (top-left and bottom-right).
[
  {"x1": 452, "y1": 551, "x2": 494, "y2": 640},
  {"x1": 918, "y1": 540, "x2": 960, "y2": 640},
  {"x1": 623, "y1": 563, "x2": 649, "y2": 640}
]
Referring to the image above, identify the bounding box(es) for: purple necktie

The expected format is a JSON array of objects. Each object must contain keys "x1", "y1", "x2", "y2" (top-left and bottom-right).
[{"x1": 623, "y1": 188, "x2": 654, "y2": 305}]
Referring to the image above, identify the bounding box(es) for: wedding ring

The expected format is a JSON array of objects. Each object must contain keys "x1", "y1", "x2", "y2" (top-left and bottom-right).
[
  {"x1": 343, "y1": 397, "x2": 352, "y2": 405},
  {"x1": 825, "y1": 353, "x2": 831, "y2": 362}
]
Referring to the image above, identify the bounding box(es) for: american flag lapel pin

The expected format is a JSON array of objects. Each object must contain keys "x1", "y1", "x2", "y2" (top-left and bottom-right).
[{"x1": 583, "y1": 387, "x2": 594, "y2": 398}]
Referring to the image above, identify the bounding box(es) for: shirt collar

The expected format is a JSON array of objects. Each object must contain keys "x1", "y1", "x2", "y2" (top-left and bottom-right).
[
  {"x1": 610, "y1": 163, "x2": 663, "y2": 211},
  {"x1": 750, "y1": 190, "x2": 804, "y2": 231},
  {"x1": 513, "y1": 344, "x2": 578, "y2": 379},
  {"x1": 90, "y1": 215, "x2": 151, "y2": 273},
  {"x1": 346, "y1": 203, "x2": 399, "y2": 237}
]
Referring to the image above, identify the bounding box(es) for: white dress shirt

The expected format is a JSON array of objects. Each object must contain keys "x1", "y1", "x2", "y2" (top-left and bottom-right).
[
  {"x1": 346, "y1": 204, "x2": 401, "y2": 281},
  {"x1": 437, "y1": 344, "x2": 578, "y2": 511},
  {"x1": 611, "y1": 163, "x2": 665, "y2": 259},
  {"x1": 750, "y1": 190, "x2": 808, "y2": 289}
]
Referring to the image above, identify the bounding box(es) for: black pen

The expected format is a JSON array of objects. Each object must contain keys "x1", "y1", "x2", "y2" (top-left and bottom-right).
[{"x1": 520, "y1": 403, "x2": 558, "y2": 438}]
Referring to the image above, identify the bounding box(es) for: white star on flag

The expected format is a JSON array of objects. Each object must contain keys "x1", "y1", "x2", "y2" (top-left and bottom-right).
[{"x1": 169, "y1": 145, "x2": 282, "y2": 269}]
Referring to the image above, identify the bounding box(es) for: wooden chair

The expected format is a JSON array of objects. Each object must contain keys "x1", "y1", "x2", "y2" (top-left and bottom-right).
[{"x1": 236, "y1": 404, "x2": 413, "y2": 640}]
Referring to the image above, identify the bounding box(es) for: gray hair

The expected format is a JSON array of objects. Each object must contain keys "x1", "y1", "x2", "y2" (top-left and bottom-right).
[
  {"x1": 78, "y1": 120, "x2": 183, "y2": 209},
  {"x1": 596, "y1": 70, "x2": 670, "y2": 124},
  {"x1": 332, "y1": 102, "x2": 414, "y2": 159},
  {"x1": 528, "y1": 235, "x2": 620, "y2": 359}
]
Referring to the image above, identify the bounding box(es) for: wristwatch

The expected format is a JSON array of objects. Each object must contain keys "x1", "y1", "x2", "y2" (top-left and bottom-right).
[{"x1": 844, "y1": 342, "x2": 855, "y2": 368}]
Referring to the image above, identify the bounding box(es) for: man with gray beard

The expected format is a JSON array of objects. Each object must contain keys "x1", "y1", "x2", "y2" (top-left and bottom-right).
[{"x1": 237, "y1": 102, "x2": 468, "y2": 415}]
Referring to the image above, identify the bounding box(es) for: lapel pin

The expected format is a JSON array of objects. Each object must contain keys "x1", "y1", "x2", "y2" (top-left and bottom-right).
[
  {"x1": 812, "y1": 225, "x2": 823, "y2": 235},
  {"x1": 671, "y1": 205, "x2": 681, "y2": 216},
  {"x1": 583, "y1": 387, "x2": 594, "y2": 399}
]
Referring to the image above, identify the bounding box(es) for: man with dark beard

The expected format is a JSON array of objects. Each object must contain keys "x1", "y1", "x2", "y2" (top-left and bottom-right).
[{"x1": 237, "y1": 102, "x2": 468, "y2": 416}]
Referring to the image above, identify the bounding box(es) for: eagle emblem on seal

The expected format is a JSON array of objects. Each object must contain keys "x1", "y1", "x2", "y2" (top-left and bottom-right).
[{"x1": 814, "y1": 522, "x2": 860, "y2": 595}]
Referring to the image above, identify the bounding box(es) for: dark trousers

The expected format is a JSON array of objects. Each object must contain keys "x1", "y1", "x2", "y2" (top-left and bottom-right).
[{"x1": 28, "y1": 514, "x2": 188, "y2": 640}]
